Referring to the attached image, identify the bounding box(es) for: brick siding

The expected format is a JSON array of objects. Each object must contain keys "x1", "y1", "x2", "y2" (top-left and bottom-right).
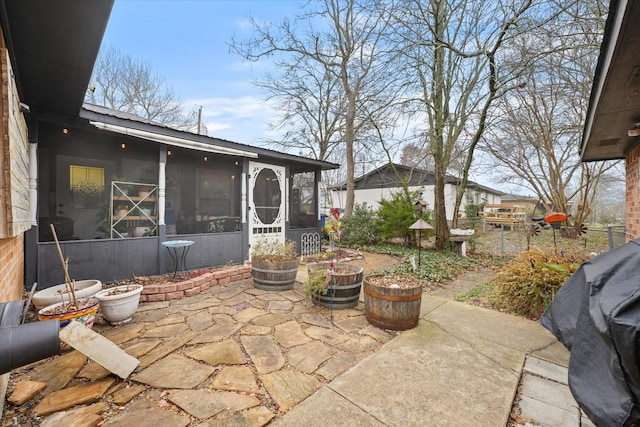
[{"x1": 0, "y1": 234, "x2": 24, "y2": 302}]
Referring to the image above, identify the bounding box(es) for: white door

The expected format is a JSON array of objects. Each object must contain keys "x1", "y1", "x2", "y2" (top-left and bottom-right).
[{"x1": 248, "y1": 162, "x2": 286, "y2": 255}]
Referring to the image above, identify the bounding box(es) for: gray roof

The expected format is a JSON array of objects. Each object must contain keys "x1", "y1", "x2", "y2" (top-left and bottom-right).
[
  {"x1": 331, "y1": 163, "x2": 503, "y2": 195},
  {"x1": 81, "y1": 104, "x2": 339, "y2": 171}
]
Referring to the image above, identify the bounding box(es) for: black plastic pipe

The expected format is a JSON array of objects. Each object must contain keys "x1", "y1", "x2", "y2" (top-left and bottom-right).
[{"x1": 0, "y1": 320, "x2": 60, "y2": 375}]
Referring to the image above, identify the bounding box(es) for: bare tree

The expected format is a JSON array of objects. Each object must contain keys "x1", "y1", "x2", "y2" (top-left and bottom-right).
[
  {"x1": 86, "y1": 45, "x2": 196, "y2": 128},
  {"x1": 482, "y1": 0, "x2": 614, "y2": 233},
  {"x1": 255, "y1": 54, "x2": 346, "y2": 162},
  {"x1": 231, "y1": 0, "x2": 398, "y2": 216},
  {"x1": 389, "y1": 0, "x2": 545, "y2": 250}
]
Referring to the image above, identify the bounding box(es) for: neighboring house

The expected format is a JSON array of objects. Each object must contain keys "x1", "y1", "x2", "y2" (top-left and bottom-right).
[
  {"x1": 0, "y1": 2, "x2": 338, "y2": 291},
  {"x1": 330, "y1": 163, "x2": 503, "y2": 221},
  {"x1": 499, "y1": 195, "x2": 541, "y2": 219},
  {"x1": 580, "y1": 0, "x2": 638, "y2": 240}
]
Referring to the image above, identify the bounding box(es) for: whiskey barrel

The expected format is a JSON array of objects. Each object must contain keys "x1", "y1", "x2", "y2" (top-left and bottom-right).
[
  {"x1": 251, "y1": 259, "x2": 299, "y2": 291},
  {"x1": 308, "y1": 262, "x2": 364, "y2": 309},
  {"x1": 364, "y1": 275, "x2": 422, "y2": 330}
]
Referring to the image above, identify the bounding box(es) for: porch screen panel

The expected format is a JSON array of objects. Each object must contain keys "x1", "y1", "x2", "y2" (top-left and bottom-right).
[{"x1": 290, "y1": 171, "x2": 316, "y2": 228}]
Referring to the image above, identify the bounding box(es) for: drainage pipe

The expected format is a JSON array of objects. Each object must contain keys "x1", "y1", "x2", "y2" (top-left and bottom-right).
[{"x1": 0, "y1": 320, "x2": 60, "y2": 375}]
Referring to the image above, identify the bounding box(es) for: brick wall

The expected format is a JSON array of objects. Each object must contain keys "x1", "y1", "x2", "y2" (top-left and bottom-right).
[
  {"x1": 0, "y1": 234, "x2": 24, "y2": 302},
  {"x1": 626, "y1": 144, "x2": 640, "y2": 240}
]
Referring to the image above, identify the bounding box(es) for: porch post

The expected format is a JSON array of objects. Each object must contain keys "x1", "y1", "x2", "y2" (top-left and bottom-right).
[
  {"x1": 158, "y1": 148, "x2": 167, "y2": 274},
  {"x1": 316, "y1": 169, "x2": 321, "y2": 223},
  {"x1": 29, "y1": 141, "x2": 37, "y2": 225}
]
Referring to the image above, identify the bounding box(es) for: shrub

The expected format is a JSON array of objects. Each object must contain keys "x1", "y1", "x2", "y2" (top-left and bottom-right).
[
  {"x1": 341, "y1": 203, "x2": 380, "y2": 246},
  {"x1": 377, "y1": 190, "x2": 430, "y2": 245},
  {"x1": 251, "y1": 238, "x2": 297, "y2": 262},
  {"x1": 490, "y1": 246, "x2": 589, "y2": 320}
]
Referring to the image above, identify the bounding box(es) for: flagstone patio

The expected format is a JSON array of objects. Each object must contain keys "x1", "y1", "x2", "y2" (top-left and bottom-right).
[{"x1": 2, "y1": 253, "x2": 401, "y2": 426}]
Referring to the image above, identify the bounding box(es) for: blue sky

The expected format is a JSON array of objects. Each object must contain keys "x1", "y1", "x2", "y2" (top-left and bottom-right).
[{"x1": 100, "y1": 1, "x2": 301, "y2": 144}]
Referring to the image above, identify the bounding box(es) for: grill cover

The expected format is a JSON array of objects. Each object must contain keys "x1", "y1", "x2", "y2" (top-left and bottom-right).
[{"x1": 540, "y1": 239, "x2": 640, "y2": 426}]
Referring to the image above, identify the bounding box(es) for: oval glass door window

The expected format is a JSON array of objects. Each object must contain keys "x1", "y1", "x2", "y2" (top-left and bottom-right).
[{"x1": 253, "y1": 168, "x2": 281, "y2": 224}]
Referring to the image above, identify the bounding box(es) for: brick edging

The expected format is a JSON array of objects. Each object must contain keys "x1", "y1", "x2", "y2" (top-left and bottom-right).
[{"x1": 139, "y1": 266, "x2": 252, "y2": 302}]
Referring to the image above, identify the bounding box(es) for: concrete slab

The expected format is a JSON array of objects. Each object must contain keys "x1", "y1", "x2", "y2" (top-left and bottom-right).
[
  {"x1": 520, "y1": 374, "x2": 578, "y2": 412},
  {"x1": 518, "y1": 395, "x2": 580, "y2": 427},
  {"x1": 524, "y1": 357, "x2": 569, "y2": 385},
  {"x1": 271, "y1": 387, "x2": 385, "y2": 427},
  {"x1": 423, "y1": 298, "x2": 558, "y2": 354},
  {"x1": 279, "y1": 319, "x2": 523, "y2": 426}
]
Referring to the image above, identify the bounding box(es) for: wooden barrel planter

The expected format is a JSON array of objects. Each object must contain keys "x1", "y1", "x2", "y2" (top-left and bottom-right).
[
  {"x1": 307, "y1": 262, "x2": 364, "y2": 309},
  {"x1": 364, "y1": 274, "x2": 423, "y2": 330},
  {"x1": 252, "y1": 258, "x2": 300, "y2": 291}
]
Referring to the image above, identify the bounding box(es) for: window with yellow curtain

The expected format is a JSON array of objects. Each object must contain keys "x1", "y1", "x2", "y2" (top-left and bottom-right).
[{"x1": 70, "y1": 165, "x2": 104, "y2": 209}]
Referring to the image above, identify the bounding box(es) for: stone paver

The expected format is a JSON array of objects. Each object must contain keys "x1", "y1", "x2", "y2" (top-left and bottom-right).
[
  {"x1": 287, "y1": 341, "x2": 335, "y2": 373},
  {"x1": 189, "y1": 323, "x2": 242, "y2": 344},
  {"x1": 197, "y1": 406, "x2": 274, "y2": 427},
  {"x1": 260, "y1": 370, "x2": 322, "y2": 412},
  {"x1": 133, "y1": 354, "x2": 214, "y2": 389},
  {"x1": 111, "y1": 383, "x2": 146, "y2": 405},
  {"x1": 138, "y1": 332, "x2": 199, "y2": 368},
  {"x1": 32, "y1": 350, "x2": 87, "y2": 394},
  {"x1": 104, "y1": 397, "x2": 190, "y2": 427},
  {"x1": 304, "y1": 325, "x2": 348, "y2": 346},
  {"x1": 33, "y1": 378, "x2": 114, "y2": 416},
  {"x1": 185, "y1": 339, "x2": 247, "y2": 365},
  {"x1": 274, "y1": 320, "x2": 312, "y2": 348},
  {"x1": 7, "y1": 381, "x2": 47, "y2": 405},
  {"x1": 241, "y1": 335, "x2": 285, "y2": 374},
  {"x1": 40, "y1": 402, "x2": 106, "y2": 427},
  {"x1": 211, "y1": 366, "x2": 262, "y2": 394},
  {"x1": 166, "y1": 389, "x2": 225, "y2": 419}
]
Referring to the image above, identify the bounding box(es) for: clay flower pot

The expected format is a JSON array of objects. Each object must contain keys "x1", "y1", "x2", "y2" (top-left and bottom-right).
[
  {"x1": 38, "y1": 298, "x2": 100, "y2": 329},
  {"x1": 32, "y1": 279, "x2": 102, "y2": 310},
  {"x1": 95, "y1": 284, "x2": 143, "y2": 325}
]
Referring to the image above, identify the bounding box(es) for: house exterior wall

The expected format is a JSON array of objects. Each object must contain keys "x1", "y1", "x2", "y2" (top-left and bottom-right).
[
  {"x1": 0, "y1": 47, "x2": 29, "y2": 301},
  {"x1": 0, "y1": 234, "x2": 24, "y2": 302},
  {"x1": 331, "y1": 184, "x2": 501, "y2": 221},
  {"x1": 626, "y1": 143, "x2": 640, "y2": 240}
]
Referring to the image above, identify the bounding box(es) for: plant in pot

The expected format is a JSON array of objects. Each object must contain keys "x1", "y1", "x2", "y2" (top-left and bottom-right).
[
  {"x1": 94, "y1": 284, "x2": 144, "y2": 325},
  {"x1": 251, "y1": 238, "x2": 299, "y2": 291},
  {"x1": 38, "y1": 225, "x2": 100, "y2": 330},
  {"x1": 306, "y1": 209, "x2": 364, "y2": 310}
]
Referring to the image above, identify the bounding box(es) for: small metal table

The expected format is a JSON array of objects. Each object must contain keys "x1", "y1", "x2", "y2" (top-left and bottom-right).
[{"x1": 161, "y1": 240, "x2": 195, "y2": 279}]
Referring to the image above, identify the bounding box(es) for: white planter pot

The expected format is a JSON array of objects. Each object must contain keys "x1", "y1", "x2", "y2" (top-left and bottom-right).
[
  {"x1": 32, "y1": 279, "x2": 103, "y2": 309},
  {"x1": 95, "y1": 284, "x2": 143, "y2": 325}
]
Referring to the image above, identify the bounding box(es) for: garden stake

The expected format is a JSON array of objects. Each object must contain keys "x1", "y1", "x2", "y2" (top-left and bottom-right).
[
  {"x1": 329, "y1": 232, "x2": 335, "y2": 322},
  {"x1": 329, "y1": 261, "x2": 334, "y2": 322}
]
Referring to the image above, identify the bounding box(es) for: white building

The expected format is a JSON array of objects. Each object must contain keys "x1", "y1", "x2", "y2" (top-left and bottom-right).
[{"x1": 330, "y1": 163, "x2": 503, "y2": 220}]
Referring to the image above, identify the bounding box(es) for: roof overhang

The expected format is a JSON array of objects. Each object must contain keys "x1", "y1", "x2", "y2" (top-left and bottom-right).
[
  {"x1": 80, "y1": 105, "x2": 340, "y2": 170},
  {"x1": 581, "y1": 0, "x2": 640, "y2": 161},
  {"x1": 0, "y1": 0, "x2": 113, "y2": 118}
]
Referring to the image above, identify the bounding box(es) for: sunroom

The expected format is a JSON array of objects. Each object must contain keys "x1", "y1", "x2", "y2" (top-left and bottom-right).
[{"x1": 30, "y1": 105, "x2": 338, "y2": 288}]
